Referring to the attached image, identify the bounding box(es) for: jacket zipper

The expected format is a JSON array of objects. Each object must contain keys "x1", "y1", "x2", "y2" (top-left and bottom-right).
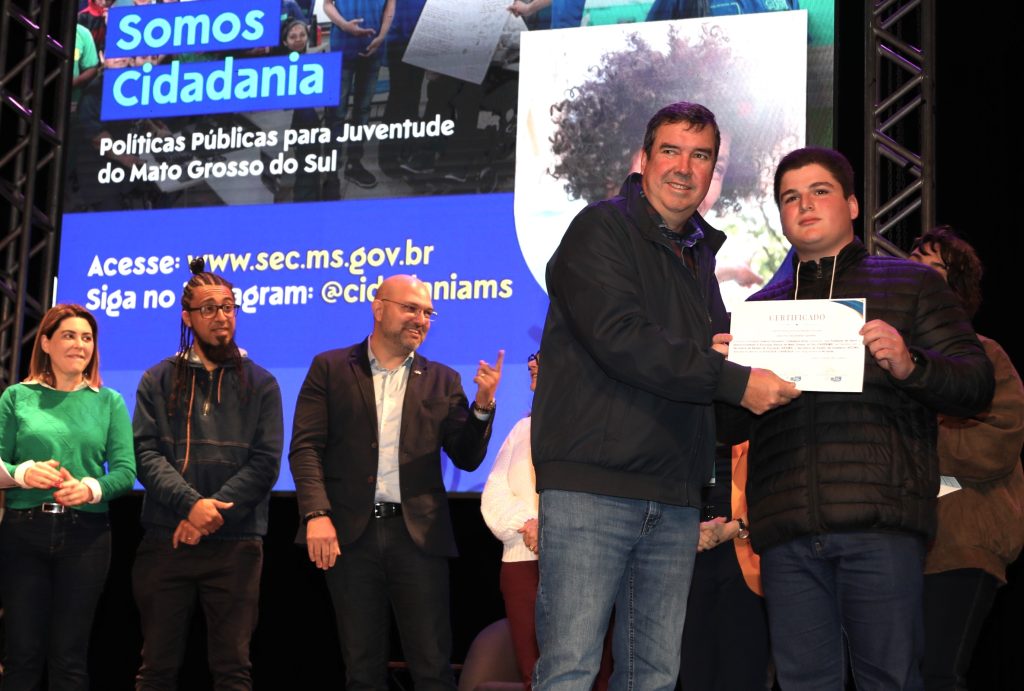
[
  {"x1": 660, "y1": 239, "x2": 713, "y2": 329},
  {"x1": 203, "y1": 370, "x2": 213, "y2": 415},
  {"x1": 804, "y1": 260, "x2": 824, "y2": 530}
]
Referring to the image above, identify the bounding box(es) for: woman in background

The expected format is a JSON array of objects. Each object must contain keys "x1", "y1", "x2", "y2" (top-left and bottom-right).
[
  {"x1": 909, "y1": 227, "x2": 1024, "y2": 691},
  {"x1": 481, "y1": 354, "x2": 611, "y2": 690},
  {"x1": 678, "y1": 441, "x2": 770, "y2": 691},
  {"x1": 0, "y1": 304, "x2": 136, "y2": 691}
]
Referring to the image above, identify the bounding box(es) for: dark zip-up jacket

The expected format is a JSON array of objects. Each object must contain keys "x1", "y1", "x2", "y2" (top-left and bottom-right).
[
  {"x1": 134, "y1": 352, "x2": 283, "y2": 539},
  {"x1": 531, "y1": 173, "x2": 750, "y2": 507},
  {"x1": 726, "y1": 240, "x2": 994, "y2": 552}
]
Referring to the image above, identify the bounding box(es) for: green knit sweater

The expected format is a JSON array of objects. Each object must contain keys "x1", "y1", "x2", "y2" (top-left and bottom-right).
[{"x1": 0, "y1": 382, "x2": 136, "y2": 512}]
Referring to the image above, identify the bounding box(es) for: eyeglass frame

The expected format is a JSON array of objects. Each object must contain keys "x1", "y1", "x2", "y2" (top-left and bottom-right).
[
  {"x1": 186, "y1": 303, "x2": 237, "y2": 319},
  {"x1": 377, "y1": 298, "x2": 438, "y2": 321}
]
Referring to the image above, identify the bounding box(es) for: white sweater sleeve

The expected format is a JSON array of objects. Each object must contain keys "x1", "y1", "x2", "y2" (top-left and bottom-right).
[{"x1": 481, "y1": 417, "x2": 538, "y2": 547}]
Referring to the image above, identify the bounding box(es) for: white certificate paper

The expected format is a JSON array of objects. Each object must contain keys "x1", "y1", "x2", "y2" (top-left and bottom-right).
[
  {"x1": 728, "y1": 299, "x2": 866, "y2": 392},
  {"x1": 402, "y1": 0, "x2": 510, "y2": 85}
]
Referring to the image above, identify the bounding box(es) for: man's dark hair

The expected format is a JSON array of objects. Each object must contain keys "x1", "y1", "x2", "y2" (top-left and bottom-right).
[
  {"x1": 911, "y1": 226, "x2": 984, "y2": 319},
  {"x1": 170, "y1": 257, "x2": 246, "y2": 415},
  {"x1": 642, "y1": 101, "x2": 720, "y2": 160},
  {"x1": 774, "y1": 147, "x2": 855, "y2": 206}
]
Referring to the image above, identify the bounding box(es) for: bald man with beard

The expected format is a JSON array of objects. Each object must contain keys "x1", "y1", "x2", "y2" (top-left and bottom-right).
[{"x1": 289, "y1": 275, "x2": 503, "y2": 690}]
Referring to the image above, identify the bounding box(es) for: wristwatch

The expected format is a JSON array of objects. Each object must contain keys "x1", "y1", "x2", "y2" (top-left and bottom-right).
[
  {"x1": 473, "y1": 399, "x2": 496, "y2": 414},
  {"x1": 736, "y1": 517, "x2": 750, "y2": 540}
]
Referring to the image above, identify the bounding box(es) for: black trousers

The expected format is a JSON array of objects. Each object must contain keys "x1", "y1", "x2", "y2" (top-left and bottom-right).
[
  {"x1": 132, "y1": 535, "x2": 264, "y2": 691},
  {"x1": 678, "y1": 542, "x2": 770, "y2": 691},
  {"x1": 324, "y1": 515, "x2": 455, "y2": 691},
  {"x1": 0, "y1": 509, "x2": 110, "y2": 691},
  {"x1": 922, "y1": 568, "x2": 998, "y2": 691}
]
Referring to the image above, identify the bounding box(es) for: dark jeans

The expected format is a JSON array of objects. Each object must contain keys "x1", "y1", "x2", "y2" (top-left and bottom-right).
[
  {"x1": 761, "y1": 532, "x2": 926, "y2": 691},
  {"x1": 132, "y1": 535, "x2": 263, "y2": 691},
  {"x1": 679, "y1": 543, "x2": 770, "y2": 691},
  {"x1": 324, "y1": 53, "x2": 383, "y2": 164},
  {"x1": 922, "y1": 568, "x2": 998, "y2": 691},
  {"x1": 378, "y1": 39, "x2": 426, "y2": 172},
  {"x1": 0, "y1": 508, "x2": 111, "y2": 691},
  {"x1": 324, "y1": 515, "x2": 455, "y2": 691}
]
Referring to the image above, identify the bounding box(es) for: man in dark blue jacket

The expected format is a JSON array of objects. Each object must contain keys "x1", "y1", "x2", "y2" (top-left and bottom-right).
[
  {"x1": 530, "y1": 102, "x2": 798, "y2": 691},
  {"x1": 133, "y1": 263, "x2": 283, "y2": 691}
]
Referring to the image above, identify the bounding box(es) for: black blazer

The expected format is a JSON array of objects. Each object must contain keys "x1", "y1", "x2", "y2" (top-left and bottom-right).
[{"x1": 289, "y1": 339, "x2": 493, "y2": 557}]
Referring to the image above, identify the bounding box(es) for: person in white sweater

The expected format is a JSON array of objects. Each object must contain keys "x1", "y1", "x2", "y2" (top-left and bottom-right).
[{"x1": 481, "y1": 354, "x2": 611, "y2": 690}]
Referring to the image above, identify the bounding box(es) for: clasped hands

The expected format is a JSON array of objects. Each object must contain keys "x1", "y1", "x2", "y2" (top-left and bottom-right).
[
  {"x1": 23, "y1": 460, "x2": 93, "y2": 507},
  {"x1": 172, "y1": 497, "x2": 234, "y2": 549},
  {"x1": 697, "y1": 517, "x2": 740, "y2": 552}
]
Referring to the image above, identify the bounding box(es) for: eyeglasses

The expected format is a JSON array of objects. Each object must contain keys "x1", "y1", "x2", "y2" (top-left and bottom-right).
[
  {"x1": 378, "y1": 298, "x2": 437, "y2": 321},
  {"x1": 188, "y1": 303, "x2": 236, "y2": 319}
]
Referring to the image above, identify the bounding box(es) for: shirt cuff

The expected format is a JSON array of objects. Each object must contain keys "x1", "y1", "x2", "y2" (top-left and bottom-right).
[
  {"x1": 81, "y1": 477, "x2": 103, "y2": 504},
  {"x1": 13, "y1": 460, "x2": 35, "y2": 489}
]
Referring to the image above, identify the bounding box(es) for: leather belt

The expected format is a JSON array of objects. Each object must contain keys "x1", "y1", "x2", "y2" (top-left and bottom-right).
[{"x1": 373, "y1": 502, "x2": 402, "y2": 519}]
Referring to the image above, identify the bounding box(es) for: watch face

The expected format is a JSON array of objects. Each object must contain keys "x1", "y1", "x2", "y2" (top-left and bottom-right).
[{"x1": 738, "y1": 528, "x2": 750, "y2": 540}]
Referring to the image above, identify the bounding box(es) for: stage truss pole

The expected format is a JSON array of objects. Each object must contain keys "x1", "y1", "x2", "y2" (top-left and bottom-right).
[
  {"x1": 863, "y1": 0, "x2": 936, "y2": 256},
  {"x1": 0, "y1": 0, "x2": 74, "y2": 388}
]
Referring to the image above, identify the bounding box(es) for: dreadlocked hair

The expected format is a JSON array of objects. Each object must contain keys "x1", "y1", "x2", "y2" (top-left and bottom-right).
[{"x1": 169, "y1": 256, "x2": 248, "y2": 416}]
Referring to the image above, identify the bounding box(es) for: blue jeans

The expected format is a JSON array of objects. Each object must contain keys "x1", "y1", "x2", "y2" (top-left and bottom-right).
[
  {"x1": 0, "y1": 508, "x2": 111, "y2": 691},
  {"x1": 761, "y1": 532, "x2": 926, "y2": 691},
  {"x1": 324, "y1": 53, "x2": 382, "y2": 163},
  {"x1": 534, "y1": 490, "x2": 699, "y2": 691}
]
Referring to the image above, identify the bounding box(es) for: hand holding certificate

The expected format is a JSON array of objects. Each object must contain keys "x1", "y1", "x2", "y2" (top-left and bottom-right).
[{"x1": 728, "y1": 298, "x2": 867, "y2": 392}]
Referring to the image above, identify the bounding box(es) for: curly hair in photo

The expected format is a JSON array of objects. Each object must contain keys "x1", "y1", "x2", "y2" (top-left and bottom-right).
[{"x1": 548, "y1": 25, "x2": 794, "y2": 208}]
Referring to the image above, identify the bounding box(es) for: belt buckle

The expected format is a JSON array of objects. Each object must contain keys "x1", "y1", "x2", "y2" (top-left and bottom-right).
[
  {"x1": 373, "y1": 502, "x2": 399, "y2": 519},
  {"x1": 40, "y1": 502, "x2": 67, "y2": 514}
]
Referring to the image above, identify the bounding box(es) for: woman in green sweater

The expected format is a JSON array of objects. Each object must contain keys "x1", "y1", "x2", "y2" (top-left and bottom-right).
[{"x1": 0, "y1": 304, "x2": 136, "y2": 691}]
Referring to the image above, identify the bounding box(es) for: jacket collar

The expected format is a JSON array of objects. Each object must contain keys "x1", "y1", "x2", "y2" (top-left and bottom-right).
[
  {"x1": 167, "y1": 346, "x2": 249, "y2": 370},
  {"x1": 791, "y1": 237, "x2": 868, "y2": 277},
  {"x1": 354, "y1": 338, "x2": 426, "y2": 374},
  {"x1": 619, "y1": 172, "x2": 726, "y2": 254}
]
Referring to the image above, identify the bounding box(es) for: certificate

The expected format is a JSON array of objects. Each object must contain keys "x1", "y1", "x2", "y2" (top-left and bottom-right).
[
  {"x1": 728, "y1": 299, "x2": 866, "y2": 392},
  {"x1": 402, "y1": 0, "x2": 510, "y2": 85}
]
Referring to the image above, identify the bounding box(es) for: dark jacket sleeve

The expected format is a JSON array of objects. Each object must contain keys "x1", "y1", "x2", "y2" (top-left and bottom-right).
[
  {"x1": 895, "y1": 269, "x2": 994, "y2": 417},
  {"x1": 211, "y1": 372, "x2": 283, "y2": 514},
  {"x1": 439, "y1": 370, "x2": 493, "y2": 472},
  {"x1": 133, "y1": 368, "x2": 202, "y2": 519},
  {"x1": 548, "y1": 205, "x2": 748, "y2": 405},
  {"x1": 288, "y1": 354, "x2": 333, "y2": 518}
]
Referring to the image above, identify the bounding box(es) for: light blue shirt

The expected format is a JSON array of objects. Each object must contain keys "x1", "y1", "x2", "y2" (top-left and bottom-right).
[{"x1": 367, "y1": 341, "x2": 413, "y2": 503}]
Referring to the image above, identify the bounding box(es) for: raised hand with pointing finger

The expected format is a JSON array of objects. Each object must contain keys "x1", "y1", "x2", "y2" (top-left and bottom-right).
[{"x1": 474, "y1": 349, "x2": 505, "y2": 409}]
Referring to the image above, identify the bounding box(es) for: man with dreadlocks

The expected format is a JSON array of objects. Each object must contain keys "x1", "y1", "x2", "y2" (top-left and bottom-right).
[{"x1": 132, "y1": 258, "x2": 283, "y2": 691}]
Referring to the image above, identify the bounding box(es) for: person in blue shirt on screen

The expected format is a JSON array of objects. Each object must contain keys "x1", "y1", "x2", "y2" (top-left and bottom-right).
[{"x1": 322, "y1": 0, "x2": 396, "y2": 192}]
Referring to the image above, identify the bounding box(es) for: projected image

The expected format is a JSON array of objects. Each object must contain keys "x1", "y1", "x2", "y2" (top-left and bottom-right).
[
  {"x1": 514, "y1": 12, "x2": 806, "y2": 309},
  {"x1": 65, "y1": 0, "x2": 523, "y2": 211},
  {"x1": 56, "y1": 1, "x2": 832, "y2": 492}
]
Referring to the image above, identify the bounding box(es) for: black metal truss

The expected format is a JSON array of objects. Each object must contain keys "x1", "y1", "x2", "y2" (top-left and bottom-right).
[
  {"x1": 863, "y1": 0, "x2": 936, "y2": 257},
  {"x1": 0, "y1": 0, "x2": 75, "y2": 388}
]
